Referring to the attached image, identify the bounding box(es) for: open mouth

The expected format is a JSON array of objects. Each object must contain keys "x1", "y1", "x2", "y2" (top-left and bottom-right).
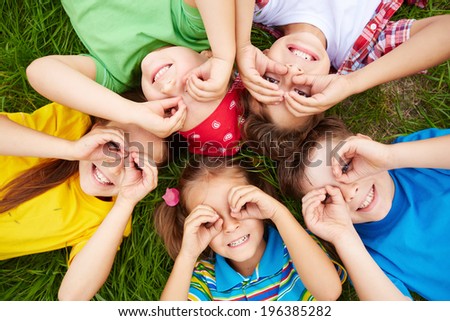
[
  {"x1": 358, "y1": 185, "x2": 375, "y2": 210},
  {"x1": 288, "y1": 45, "x2": 317, "y2": 61},
  {"x1": 228, "y1": 234, "x2": 250, "y2": 248},
  {"x1": 153, "y1": 64, "x2": 172, "y2": 83},
  {"x1": 92, "y1": 164, "x2": 114, "y2": 186}
]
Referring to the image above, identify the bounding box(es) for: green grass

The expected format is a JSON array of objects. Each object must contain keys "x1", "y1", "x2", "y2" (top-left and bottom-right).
[{"x1": 1, "y1": 0, "x2": 449, "y2": 301}]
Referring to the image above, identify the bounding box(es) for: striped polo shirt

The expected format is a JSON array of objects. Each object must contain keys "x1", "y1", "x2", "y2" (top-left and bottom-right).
[{"x1": 188, "y1": 226, "x2": 345, "y2": 301}]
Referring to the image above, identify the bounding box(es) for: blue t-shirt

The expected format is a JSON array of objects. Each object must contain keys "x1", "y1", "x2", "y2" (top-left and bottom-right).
[{"x1": 355, "y1": 128, "x2": 450, "y2": 300}]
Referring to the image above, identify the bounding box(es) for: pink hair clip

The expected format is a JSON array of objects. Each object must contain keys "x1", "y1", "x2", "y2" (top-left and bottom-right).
[{"x1": 162, "y1": 187, "x2": 180, "y2": 207}]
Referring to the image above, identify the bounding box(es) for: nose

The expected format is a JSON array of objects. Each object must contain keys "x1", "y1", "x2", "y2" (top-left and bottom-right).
[
  {"x1": 222, "y1": 216, "x2": 240, "y2": 234},
  {"x1": 160, "y1": 78, "x2": 183, "y2": 97},
  {"x1": 286, "y1": 64, "x2": 304, "y2": 76},
  {"x1": 340, "y1": 182, "x2": 359, "y2": 203}
]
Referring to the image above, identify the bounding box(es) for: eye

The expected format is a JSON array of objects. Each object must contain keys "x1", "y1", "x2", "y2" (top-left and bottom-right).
[
  {"x1": 263, "y1": 75, "x2": 279, "y2": 84},
  {"x1": 294, "y1": 88, "x2": 310, "y2": 97},
  {"x1": 342, "y1": 160, "x2": 352, "y2": 174},
  {"x1": 106, "y1": 141, "x2": 120, "y2": 152}
]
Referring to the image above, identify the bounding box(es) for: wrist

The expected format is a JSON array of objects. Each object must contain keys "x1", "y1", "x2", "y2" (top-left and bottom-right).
[
  {"x1": 115, "y1": 195, "x2": 139, "y2": 209},
  {"x1": 177, "y1": 248, "x2": 200, "y2": 266}
]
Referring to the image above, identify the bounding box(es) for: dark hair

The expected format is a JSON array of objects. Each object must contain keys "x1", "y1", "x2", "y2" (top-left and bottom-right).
[
  {"x1": 153, "y1": 155, "x2": 277, "y2": 260},
  {"x1": 277, "y1": 116, "x2": 353, "y2": 200},
  {"x1": 241, "y1": 92, "x2": 324, "y2": 161}
]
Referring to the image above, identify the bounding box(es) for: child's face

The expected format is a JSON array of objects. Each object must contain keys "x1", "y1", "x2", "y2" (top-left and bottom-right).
[
  {"x1": 265, "y1": 32, "x2": 330, "y2": 76},
  {"x1": 78, "y1": 122, "x2": 164, "y2": 197},
  {"x1": 300, "y1": 138, "x2": 395, "y2": 224},
  {"x1": 186, "y1": 171, "x2": 266, "y2": 272},
  {"x1": 254, "y1": 33, "x2": 331, "y2": 129},
  {"x1": 140, "y1": 46, "x2": 208, "y2": 101}
]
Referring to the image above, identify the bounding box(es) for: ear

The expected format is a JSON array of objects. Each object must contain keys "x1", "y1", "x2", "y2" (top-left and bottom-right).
[
  {"x1": 355, "y1": 133, "x2": 373, "y2": 141},
  {"x1": 200, "y1": 50, "x2": 213, "y2": 58}
]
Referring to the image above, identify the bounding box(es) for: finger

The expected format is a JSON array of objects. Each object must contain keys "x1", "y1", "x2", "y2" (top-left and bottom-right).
[
  {"x1": 285, "y1": 91, "x2": 322, "y2": 110},
  {"x1": 244, "y1": 74, "x2": 284, "y2": 97},
  {"x1": 158, "y1": 97, "x2": 183, "y2": 111},
  {"x1": 162, "y1": 103, "x2": 187, "y2": 134},
  {"x1": 301, "y1": 188, "x2": 327, "y2": 204},
  {"x1": 209, "y1": 218, "x2": 223, "y2": 238},
  {"x1": 302, "y1": 192, "x2": 326, "y2": 212},
  {"x1": 325, "y1": 185, "x2": 346, "y2": 205},
  {"x1": 228, "y1": 185, "x2": 255, "y2": 212},
  {"x1": 186, "y1": 79, "x2": 218, "y2": 102},
  {"x1": 266, "y1": 60, "x2": 288, "y2": 76},
  {"x1": 137, "y1": 152, "x2": 158, "y2": 190}
]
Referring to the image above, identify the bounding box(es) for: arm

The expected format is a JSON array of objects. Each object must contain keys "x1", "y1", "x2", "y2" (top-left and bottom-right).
[
  {"x1": 183, "y1": 0, "x2": 236, "y2": 101},
  {"x1": 332, "y1": 133, "x2": 450, "y2": 184},
  {"x1": 160, "y1": 205, "x2": 223, "y2": 300},
  {"x1": 58, "y1": 153, "x2": 158, "y2": 300},
  {"x1": 228, "y1": 185, "x2": 342, "y2": 301},
  {"x1": 0, "y1": 115, "x2": 125, "y2": 161},
  {"x1": 235, "y1": 0, "x2": 286, "y2": 104},
  {"x1": 26, "y1": 55, "x2": 187, "y2": 137},
  {"x1": 291, "y1": 15, "x2": 450, "y2": 111},
  {"x1": 302, "y1": 186, "x2": 410, "y2": 300}
]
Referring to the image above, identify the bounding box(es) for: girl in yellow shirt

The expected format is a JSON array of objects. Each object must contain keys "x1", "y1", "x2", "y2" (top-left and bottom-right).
[{"x1": 0, "y1": 102, "x2": 164, "y2": 300}]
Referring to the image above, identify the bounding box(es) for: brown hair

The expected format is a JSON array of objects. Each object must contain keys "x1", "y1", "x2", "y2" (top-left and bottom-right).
[
  {"x1": 241, "y1": 92, "x2": 324, "y2": 161},
  {"x1": 277, "y1": 116, "x2": 353, "y2": 200},
  {"x1": 153, "y1": 155, "x2": 277, "y2": 260},
  {"x1": 0, "y1": 159, "x2": 81, "y2": 213}
]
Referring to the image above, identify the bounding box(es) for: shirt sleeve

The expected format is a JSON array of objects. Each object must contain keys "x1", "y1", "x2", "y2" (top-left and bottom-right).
[
  {"x1": 393, "y1": 128, "x2": 450, "y2": 144},
  {"x1": 188, "y1": 266, "x2": 214, "y2": 301},
  {"x1": 1, "y1": 102, "x2": 91, "y2": 140},
  {"x1": 80, "y1": 53, "x2": 131, "y2": 93}
]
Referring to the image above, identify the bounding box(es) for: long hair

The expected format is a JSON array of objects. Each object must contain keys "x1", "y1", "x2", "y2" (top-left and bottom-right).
[
  {"x1": 153, "y1": 156, "x2": 277, "y2": 260},
  {"x1": 0, "y1": 159, "x2": 81, "y2": 213},
  {"x1": 277, "y1": 116, "x2": 353, "y2": 199}
]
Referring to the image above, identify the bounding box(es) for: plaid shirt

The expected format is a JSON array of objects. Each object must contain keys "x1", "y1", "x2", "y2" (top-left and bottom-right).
[{"x1": 338, "y1": 0, "x2": 428, "y2": 74}]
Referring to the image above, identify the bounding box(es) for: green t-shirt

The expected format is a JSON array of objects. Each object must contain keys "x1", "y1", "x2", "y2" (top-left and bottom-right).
[{"x1": 61, "y1": 0, "x2": 210, "y2": 92}]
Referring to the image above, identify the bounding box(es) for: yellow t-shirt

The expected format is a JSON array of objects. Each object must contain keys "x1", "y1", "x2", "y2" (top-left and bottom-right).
[{"x1": 0, "y1": 103, "x2": 131, "y2": 263}]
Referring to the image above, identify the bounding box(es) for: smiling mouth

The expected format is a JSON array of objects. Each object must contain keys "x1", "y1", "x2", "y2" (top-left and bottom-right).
[
  {"x1": 288, "y1": 46, "x2": 316, "y2": 61},
  {"x1": 228, "y1": 234, "x2": 249, "y2": 247},
  {"x1": 358, "y1": 185, "x2": 374, "y2": 210},
  {"x1": 92, "y1": 164, "x2": 113, "y2": 185},
  {"x1": 153, "y1": 64, "x2": 172, "y2": 82}
]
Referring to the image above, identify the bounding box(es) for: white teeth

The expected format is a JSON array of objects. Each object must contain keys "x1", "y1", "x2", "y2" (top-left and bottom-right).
[
  {"x1": 93, "y1": 166, "x2": 113, "y2": 185},
  {"x1": 359, "y1": 186, "x2": 374, "y2": 209},
  {"x1": 228, "y1": 235, "x2": 249, "y2": 247},
  {"x1": 154, "y1": 65, "x2": 171, "y2": 82},
  {"x1": 291, "y1": 49, "x2": 313, "y2": 61}
]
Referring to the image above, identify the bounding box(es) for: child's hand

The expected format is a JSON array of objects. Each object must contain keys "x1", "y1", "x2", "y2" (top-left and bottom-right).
[
  {"x1": 331, "y1": 135, "x2": 392, "y2": 184},
  {"x1": 228, "y1": 185, "x2": 285, "y2": 221},
  {"x1": 185, "y1": 57, "x2": 233, "y2": 102},
  {"x1": 288, "y1": 73, "x2": 353, "y2": 114},
  {"x1": 302, "y1": 185, "x2": 354, "y2": 244},
  {"x1": 117, "y1": 152, "x2": 158, "y2": 206},
  {"x1": 138, "y1": 97, "x2": 187, "y2": 138},
  {"x1": 72, "y1": 125, "x2": 125, "y2": 162},
  {"x1": 236, "y1": 43, "x2": 286, "y2": 104},
  {"x1": 179, "y1": 205, "x2": 223, "y2": 260}
]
